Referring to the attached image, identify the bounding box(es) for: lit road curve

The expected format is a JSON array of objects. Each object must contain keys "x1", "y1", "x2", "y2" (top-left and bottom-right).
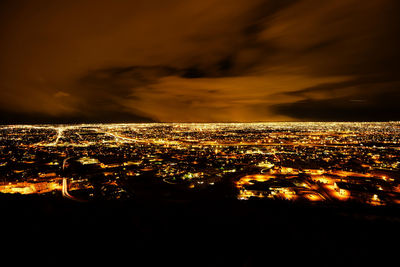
[
  {"x1": 62, "y1": 178, "x2": 78, "y2": 201},
  {"x1": 312, "y1": 183, "x2": 333, "y2": 202},
  {"x1": 61, "y1": 157, "x2": 86, "y2": 202}
]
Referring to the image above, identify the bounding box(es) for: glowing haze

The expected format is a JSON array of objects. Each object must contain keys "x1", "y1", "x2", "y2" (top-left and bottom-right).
[{"x1": 0, "y1": 0, "x2": 399, "y2": 123}]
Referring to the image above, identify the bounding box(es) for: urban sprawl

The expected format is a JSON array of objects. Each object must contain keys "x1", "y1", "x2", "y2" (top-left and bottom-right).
[{"x1": 1, "y1": 122, "x2": 400, "y2": 206}]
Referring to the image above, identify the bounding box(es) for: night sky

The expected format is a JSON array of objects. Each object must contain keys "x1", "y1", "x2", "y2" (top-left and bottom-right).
[{"x1": 1, "y1": 0, "x2": 400, "y2": 123}]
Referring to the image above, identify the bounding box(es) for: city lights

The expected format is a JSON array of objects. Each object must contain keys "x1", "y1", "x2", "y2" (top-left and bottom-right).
[{"x1": 0, "y1": 122, "x2": 399, "y2": 205}]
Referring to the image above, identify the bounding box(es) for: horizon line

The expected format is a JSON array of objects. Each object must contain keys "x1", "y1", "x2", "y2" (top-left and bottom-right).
[{"x1": 1, "y1": 121, "x2": 400, "y2": 126}]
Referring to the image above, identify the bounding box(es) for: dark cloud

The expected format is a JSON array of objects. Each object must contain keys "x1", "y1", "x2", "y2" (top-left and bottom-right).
[
  {"x1": 272, "y1": 79, "x2": 400, "y2": 121},
  {"x1": 71, "y1": 65, "x2": 179, "y2": 121},
  {"x1": 272, "y1": 94, "x2": 400, "y2": 122},
  {"x1": 180, "y1": 56, "x2": 235, "y2": 78},
  {"x1": 78, "y1": 65, "x2": 177, "y2": 96}
]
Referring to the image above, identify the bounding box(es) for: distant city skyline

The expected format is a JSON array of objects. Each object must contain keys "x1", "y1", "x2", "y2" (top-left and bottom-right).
[{"x1": 1, "y1": 0, "x2": 400, "y2": 123}]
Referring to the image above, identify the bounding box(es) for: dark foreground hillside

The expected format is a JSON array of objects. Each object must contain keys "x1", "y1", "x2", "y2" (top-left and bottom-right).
[{"x1": 1, "y1": 193, "x2": 399, "y2": 266}]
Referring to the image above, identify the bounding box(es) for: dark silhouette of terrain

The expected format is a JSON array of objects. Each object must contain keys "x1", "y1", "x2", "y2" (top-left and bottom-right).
[{"x1": 1, "y1": 192, "x2": 399, "y2": 266}]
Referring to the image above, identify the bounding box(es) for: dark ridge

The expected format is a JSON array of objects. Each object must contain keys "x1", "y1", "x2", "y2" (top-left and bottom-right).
[{"x1": 1, "y1": 193, "x2": 399, "y2": 266}]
